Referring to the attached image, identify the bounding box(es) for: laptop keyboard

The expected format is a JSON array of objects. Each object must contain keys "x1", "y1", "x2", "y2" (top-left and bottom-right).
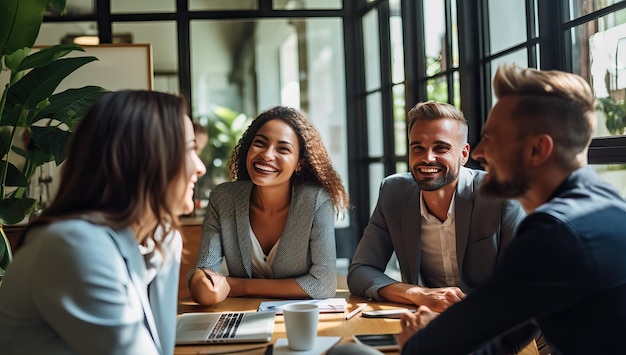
[{"x1": 208, "y1": 313, "x2": 244, "y2": 339}]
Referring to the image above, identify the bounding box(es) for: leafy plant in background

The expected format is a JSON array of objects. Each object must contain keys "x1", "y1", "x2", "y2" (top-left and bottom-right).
[
  {"x1": 0, "y1": 0, "x2": 108, "y2": 277},
  {"x1": 196, "y1": 106, "x2": 251, "y2": 196},
  {"x1": 598, "y1": 96, "x2": 626, "y2": 136}
]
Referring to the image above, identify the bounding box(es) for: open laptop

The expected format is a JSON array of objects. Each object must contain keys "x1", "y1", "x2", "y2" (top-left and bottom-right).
[{"x1": 175, "y1": 311, "x2": 276, "y2": 345}]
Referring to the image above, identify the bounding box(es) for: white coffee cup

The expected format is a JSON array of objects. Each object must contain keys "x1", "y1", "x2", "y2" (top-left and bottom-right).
[{"x1": 282, "y1": 303, "x2": 319, "y2": 351}]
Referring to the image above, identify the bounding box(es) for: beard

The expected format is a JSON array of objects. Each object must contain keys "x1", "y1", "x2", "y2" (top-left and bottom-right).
[
  {"x1": 479, "y1": 154, "x2": 530, "y2": 199},
  {"x1": 411, "y1": 160, "x2": 460, "y2": 191}
]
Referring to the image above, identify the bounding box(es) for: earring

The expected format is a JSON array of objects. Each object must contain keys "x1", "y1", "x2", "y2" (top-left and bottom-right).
[{"x1": 295, "y1": 169, "x2": 301, "y2": 176}]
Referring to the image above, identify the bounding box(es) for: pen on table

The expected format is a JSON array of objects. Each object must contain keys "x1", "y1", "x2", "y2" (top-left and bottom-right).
[{"x1": 345, "y1": 303, "x2": 368, "y2": 320}]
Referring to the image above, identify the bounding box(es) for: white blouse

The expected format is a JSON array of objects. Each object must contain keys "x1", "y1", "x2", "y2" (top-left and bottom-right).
[{"x1": 250, "y1": 226, "x2": 279, "y2": 278}]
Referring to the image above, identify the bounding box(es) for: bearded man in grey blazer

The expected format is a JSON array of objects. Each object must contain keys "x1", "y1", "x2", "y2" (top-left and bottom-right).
[{"x1": 348, "y1": 101, "x2": 526, "y2": 312}]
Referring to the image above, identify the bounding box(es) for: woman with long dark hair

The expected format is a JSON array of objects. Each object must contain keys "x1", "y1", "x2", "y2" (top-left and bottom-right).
[{"x1": 0, "y1": 90, "x2": 206, "y2": 354}]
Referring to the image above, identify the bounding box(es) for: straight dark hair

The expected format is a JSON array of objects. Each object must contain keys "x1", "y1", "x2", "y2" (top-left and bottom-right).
[{"x1": 33, "y1": 90, "x2": 189, "y2": 245}]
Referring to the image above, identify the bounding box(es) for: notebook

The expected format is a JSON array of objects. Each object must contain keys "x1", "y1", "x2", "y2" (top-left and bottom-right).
[
  {"x1": 257, "y1": 298, "x2": 347, "y2": 315},
  {"x1": 175, "y1": 311, "x2": 276, "y2": 345}
]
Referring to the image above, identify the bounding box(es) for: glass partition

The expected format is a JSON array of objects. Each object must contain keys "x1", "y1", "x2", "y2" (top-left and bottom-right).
[
  {"x1": 568, "y1": 0, "x2": 626, "y2": 20},
  {"x1": 571, "y1": 7, "x2": 626, "y2": 192},
  {"x1": 190, "y1": 0, "x2": 257, "y2": 11},
  {"x1": 112, "y1": 22, "x2": 179, "y2": 94},
  {"x1": 487, "y1": 0, "x2": 527, "y2": 54},
  {"x1": 363, "y1": 9, "x2": 381, "y2": 92},
  {"x1": 111, "y1": 0, "x2": 175, "y2": 13},
  {"x1": 273, "y1": 0, "x2": 341, "y2": 10}
]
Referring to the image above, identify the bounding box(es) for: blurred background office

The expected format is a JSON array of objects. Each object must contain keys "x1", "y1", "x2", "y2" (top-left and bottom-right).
[{"x1": 34, "y1": 0, "x2": 626, "y2": 264}]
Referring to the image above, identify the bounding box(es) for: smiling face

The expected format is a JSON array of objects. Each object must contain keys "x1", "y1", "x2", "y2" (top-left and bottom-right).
[
  {"x1": 472, "y1": 96, "x2": 530, "y2": 199},
  {"x1": 408, "y1": 117, "x2": 469, "y2": 191},
  {"x1": 171, "y1": 118, "x2": 207, "y2": 215},
  {"x1": 245, "y1": 118, "x2": 302, "y2": 189}
]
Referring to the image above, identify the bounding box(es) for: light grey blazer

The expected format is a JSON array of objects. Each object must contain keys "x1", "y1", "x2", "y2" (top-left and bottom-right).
[
  {"x1": 348, "y1": 167, "x2": 526, "y2": 301},
  {"x1": 0, "y1": 220, "x2": 181, "y2": 355},
  {"x1": 190, "y1": 180, "x2": 337, "y2": 299}
]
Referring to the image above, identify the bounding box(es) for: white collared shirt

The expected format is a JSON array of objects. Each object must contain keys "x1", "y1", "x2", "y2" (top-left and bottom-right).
[
  {"x1": 250, "y1": 226, "x2": 279, "y2": 278},
  {"x1": 419, "y1": 191, "x2": 461, "y2": 288}
]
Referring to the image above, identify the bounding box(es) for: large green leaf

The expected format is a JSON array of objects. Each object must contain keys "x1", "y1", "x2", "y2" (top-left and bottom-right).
[
  {"x1": 19, "y1": 137, "x2": 54, "y2": 169},
  {"x1": 5, "y1": 56, "x2": 98, "y2": 110},
  {"x1": 0, "y1": 105, "x2": 25, "y2": 128},
  {"x1": 29, "y1": 86, "x2": 108, "y2": 129},
  {"x1": 0, "y1": 128, "x2": 10, "y2": 157},
  {"x1": 0, "y1": 227, "x2": 13, "y2": 279},
  {"x1": 17, "y1": 44, "x2": 85, "y2": 72},
  {"x1": 30, "y1": 125, "x2": 69, "y2": 165},
  {"x1": 0, "y1": 0, "x2": 48, "y2": 56},
  {"x1": 0, "y1": 161, "x2": 28, "y2": 187},
  {"x1": 4, "y1": 48, "x2": 29, "y2": 73},
  {"x1": 0, "y1": 197, "x2": 37, "y2": 225}
]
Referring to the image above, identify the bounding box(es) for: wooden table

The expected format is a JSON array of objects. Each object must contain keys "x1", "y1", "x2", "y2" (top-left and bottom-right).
[
  {"x1": 175, "y1": 291, "x2": 403, "y2": 354},
  {"x1": 175, "y1": 290, "x2": 539, "y2": 355}
]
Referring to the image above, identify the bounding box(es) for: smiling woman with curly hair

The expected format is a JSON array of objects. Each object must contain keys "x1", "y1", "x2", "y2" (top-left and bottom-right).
[{"x1": 188, "y1": 106, "x2": 350, "y2": 306}]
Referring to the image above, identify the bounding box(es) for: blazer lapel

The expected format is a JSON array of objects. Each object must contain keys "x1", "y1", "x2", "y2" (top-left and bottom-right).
[
  {"x1": 401, "y1": 184, "x2": 422, "y2": 285},
  {"x1": 235, "y1": 182, "x2": 253, "y2": 277},
  {"x1": 106, "y1": 228, "x2": 163, "y2": 354},
  {"x1": 454, "y1": 167, "x2": 474, "y2": 277}
]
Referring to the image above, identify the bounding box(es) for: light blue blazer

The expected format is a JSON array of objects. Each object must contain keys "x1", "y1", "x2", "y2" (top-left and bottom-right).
[
  {"x1": 190, "y1": 180, "x2": 337, "y2": 299},
  {"x1": 0, "y1": 220, "x2": 181, "y2": 355}
]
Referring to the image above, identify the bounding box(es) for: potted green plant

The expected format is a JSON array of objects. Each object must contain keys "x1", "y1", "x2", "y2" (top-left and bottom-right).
[
  {"x1": 598, "y1": 96, "x2": 626, "y2": 136},
  {"x1": 196, "y1": 106, "x2": 250, "y2": 194},
  {"x1": 0, "y1": 0, "x2": 108, "y2": 278}
]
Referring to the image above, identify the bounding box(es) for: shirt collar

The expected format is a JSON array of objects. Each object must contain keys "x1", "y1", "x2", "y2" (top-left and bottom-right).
[{"x1": 420, "y1": 190, "x2": 456, "y2": 221}]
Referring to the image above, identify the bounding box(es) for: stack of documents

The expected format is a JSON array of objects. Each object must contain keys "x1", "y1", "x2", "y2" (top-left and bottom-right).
[{"x1": 257, "y1": 298, "x2": 347, "y2": 314}]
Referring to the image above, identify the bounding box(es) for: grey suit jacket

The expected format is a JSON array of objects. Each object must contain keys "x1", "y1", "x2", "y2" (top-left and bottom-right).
[
  {"x1": 191, "y1": 180, "x2": 337, "y2": 299},
  {"x1": 348, "y1": 167, "x2": 526, "y2": 301},
  {"x1": 0, "y1": 220, "x2": 181, "y2": 355}
]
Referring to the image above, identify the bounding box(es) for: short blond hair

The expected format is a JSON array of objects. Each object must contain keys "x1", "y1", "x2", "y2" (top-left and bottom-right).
[
  {"x1": 407, "y1": 101, "x2": 468, "y2": 144},
  {"x1": 493, "y1": 64, "x2": 596, "y2": 169}
]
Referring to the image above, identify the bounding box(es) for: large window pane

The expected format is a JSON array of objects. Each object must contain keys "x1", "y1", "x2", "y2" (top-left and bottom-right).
[
  {"x1": 487, "y1": 0, "x2": 527, "y2": 54},
  {"x1": 593, "y1": 164, "x2": 626, "y2": 197},
  {"x1": 273, "y1": 0, "x2": 341, "y2": 10},
  {"x1": 35, "y1": 22, "x2": 98, "y2": 46},
  {"x1": 369, "y1": 163, "x2": 385, "y2": 215},
  {"x1": 427, "y1": 76, "x2": 448, "y2": 102},
  {"x1": 396, "y1": 161, "x2": 408, "y2": 174},
  {"x1": 423, "y1": 0, "x2": 446, "y2": 73},
  {"x1": 190, "y1": 0, "x2": 257, "y2": 10},
  {"x1": 48, "y1": 0, "x2": 94, "y2": 16},
  {"x1": 393, "y1": 84, "x2": 407, "y2": 156},
  {"x1": 453, "y1": 71, "x2": 461, "y2": 108},
  {"x1": 568, "y1": 0, "x2": 626, "y2": 20},
  {"x1": 576, "y1": 8, "x2": 626, "y2": 137},
  {"x1": 112, "y1": 22, "x2": 178, "y2": 94},
  {"x1": 363, "y1": 9, "x2": 381, "y2": 91},
  {"x1": 489, "y1": 49, "x2": 529, "y2": 103},
  {"x1": 111, "y1": 0, "x2": 175, "y2": 13},
  {"x1": 390, "y1": 3, "x2": 405, "y2": 84},
  {"x1": 451, "y1": 2, "x2": 460, "y2": 68},
  {"x1": 367, "y1": 92, "x2": 384, "y2": 156}
]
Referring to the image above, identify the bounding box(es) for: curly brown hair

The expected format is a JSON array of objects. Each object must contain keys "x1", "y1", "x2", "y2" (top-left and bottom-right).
[{"x1": 228, "y1": 106, "x2": 350, "y2": 213}]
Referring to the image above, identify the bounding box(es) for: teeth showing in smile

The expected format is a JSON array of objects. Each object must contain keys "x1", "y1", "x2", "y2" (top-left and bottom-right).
[
  {"x1": 254, "y1": 163, "x2": 278, "y2": 173},
  {"x1": 419, "y1": 167, "x2": 440, "y2": 173}
]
